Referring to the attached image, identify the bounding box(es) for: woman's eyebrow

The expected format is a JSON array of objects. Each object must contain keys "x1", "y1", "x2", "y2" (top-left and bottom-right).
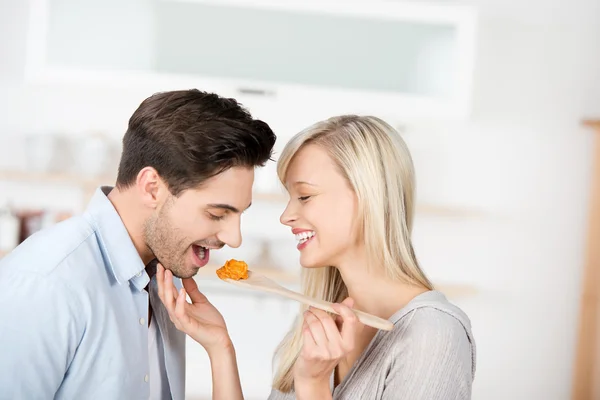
[{"x1": 292, "y1": 181, "x2": 318, "y2": 187}]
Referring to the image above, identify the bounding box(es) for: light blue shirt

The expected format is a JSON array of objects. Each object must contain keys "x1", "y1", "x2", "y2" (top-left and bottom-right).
[{"x1": 0, "y1": 187, "x2": 186, "y2": 399}]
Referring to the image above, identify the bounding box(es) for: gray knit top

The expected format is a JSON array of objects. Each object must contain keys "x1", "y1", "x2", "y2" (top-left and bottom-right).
[{"x1": 267, "y1": 290, "x2": 476, "y2": 400}]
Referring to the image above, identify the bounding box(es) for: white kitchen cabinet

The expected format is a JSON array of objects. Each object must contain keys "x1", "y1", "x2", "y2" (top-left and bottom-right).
[
  {"x1": 185, "y1": 281, "x2": 300, "y2": 400},
  {"x1": 25, "y1": 0, "x2": 478, "y2": 122}
]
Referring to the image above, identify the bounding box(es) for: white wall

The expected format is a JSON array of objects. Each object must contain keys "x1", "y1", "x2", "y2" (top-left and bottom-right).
[
  {"x1": 431, "y1": 0, "x2": 599, "y2": 398},
  {"x1": 1, "y1": 0, "x2": 599, "y2": 399}
]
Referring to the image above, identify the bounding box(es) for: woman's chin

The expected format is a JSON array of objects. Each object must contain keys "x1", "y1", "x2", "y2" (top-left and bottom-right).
[{"x1": 299, "y1": 257, "x2": 330, "y2": 270}]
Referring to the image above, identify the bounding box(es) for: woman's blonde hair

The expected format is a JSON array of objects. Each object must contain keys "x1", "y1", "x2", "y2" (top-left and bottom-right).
[{"x1": 271, "y1": 115, "x2": 434, "y2": 393}]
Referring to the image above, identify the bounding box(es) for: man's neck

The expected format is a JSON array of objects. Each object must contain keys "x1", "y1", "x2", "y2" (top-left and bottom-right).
[{"x1": 107, "y1": 187, "x2": 155, "y2": 265}]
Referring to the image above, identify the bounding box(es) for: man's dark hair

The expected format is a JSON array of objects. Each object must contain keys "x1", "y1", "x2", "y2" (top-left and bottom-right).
[{"x1": 116, "y1": 89, "x2": 276, "y2": 195}]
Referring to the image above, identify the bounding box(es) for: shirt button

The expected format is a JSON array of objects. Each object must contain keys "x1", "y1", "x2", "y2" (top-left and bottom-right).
[
  {"x1": 144, "y1": 374, "x2": 149, "y2": 382},
  {"x1": 139, "y1": 318, "x2": 145, "y2": 325},
  {"x1": 136, "y1": 271, "x2": 142, "y2": 277}
]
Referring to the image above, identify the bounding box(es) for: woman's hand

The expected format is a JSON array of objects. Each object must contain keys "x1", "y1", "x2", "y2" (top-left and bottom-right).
[
  {"x1": 293, "y1": 298, "x2": 361, "y2": 399},
  {"x1": 157, "y1": 263, "x2": 244, "y2": 400},
  {"x1": 156, "y1": 263, "x2": 231, "y2": 354}
]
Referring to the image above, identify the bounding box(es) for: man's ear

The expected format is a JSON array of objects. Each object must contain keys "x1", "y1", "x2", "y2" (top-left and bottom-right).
[{"x1": 136, "y1": 167, "x2": 169, "y2": 209}]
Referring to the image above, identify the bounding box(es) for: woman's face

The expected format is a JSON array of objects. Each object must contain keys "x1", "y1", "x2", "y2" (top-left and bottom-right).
[{"x1": 280, "y1": 144, "x2": 360, "y2": 268}]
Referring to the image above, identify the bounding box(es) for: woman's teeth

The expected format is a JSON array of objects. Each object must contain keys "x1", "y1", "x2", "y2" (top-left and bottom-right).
[{"x1": 294, "y1": 231, "x2": 315, "y2": 244}]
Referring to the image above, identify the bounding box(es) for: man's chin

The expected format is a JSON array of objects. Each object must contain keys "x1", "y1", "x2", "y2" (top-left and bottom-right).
[{"x1": 170, "y1": 266, "x2": 199, "y2": 280}]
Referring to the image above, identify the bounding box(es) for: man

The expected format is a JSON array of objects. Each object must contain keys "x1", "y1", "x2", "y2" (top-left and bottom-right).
[{"x1": 0, "y1": 89, "x2": 276, "y2": 399}]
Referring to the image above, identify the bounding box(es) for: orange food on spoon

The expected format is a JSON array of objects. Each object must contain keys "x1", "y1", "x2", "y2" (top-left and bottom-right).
[{"x1": 216, "y1": 259, "x2": 249, "y2": 280}]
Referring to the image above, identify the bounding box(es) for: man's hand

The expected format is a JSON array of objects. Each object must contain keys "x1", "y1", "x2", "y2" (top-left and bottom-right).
[{"x1": 156, "y1": 263, "x2": 231, "y2": 354}]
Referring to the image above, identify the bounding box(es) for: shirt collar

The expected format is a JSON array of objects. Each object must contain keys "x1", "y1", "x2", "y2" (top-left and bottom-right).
[{"x1": 84, "y1": 186, "x2": 149, "y2": 291}]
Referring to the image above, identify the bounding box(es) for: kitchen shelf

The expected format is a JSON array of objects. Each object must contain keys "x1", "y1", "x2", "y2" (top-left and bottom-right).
[
  {"x1": 257, "y1": 191, "x2": 487, "y2": 217},
  {"x1": 434, "y1": 282, "x2": 479, "y2": 298},
  {"x1": 584, "y1": 119, "x2": 600, "y2": 130},
  {"x1": 195, "y1": 264, "x2": 300, "y2": 285},
  {"x1": 0, "y1": 170, "x2": 488, "y2": 217},
  {"x1": 195, "y1": 263, "x2": 478, "y2": 298},
  {"x1": 0, "y1": 170, "x2": 282, "y2": 202},
  {"x1": 0, "y1": 250, "x2": 477, "y2": 298},
  {"x1": 0, "y1": 170, "x2": 113, "y2": 189}
]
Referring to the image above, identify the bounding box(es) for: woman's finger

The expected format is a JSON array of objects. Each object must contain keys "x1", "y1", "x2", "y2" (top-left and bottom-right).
[
  {"x1": 156, "y1": 264, "x2": 179, "y2": 326},
  {"x1": 309, "y1": 306, "x2": 342, "y2": 344},
  {"x1": 331, "y1": 303, "x2": 358, "y2": 350},
  {"x1": 162, "y1": 268, "x2": 178, "y2": 314},
  {"x1": 334, "y1": 314, "x2": 344, "y2": 330},
  {"x1": 304, "y1": 310, "x2": 329, "y2": 349},
  {"x1": 156, "y1": 263, "x2": 165, "y2": 302},
  {"x1": 333, "y1": 297, "x2": 355, "y2": 326},
  {"x1": 301, "y1": 317, "x2": 318, "y2": 356},
  {"x1": 340, "y1": 297, "x2": 355, "y2": 308},
  {"x1": 182, "y1": 278, "x2": 209, "y2": 304},
  {"x1": 332, "y1": 297, "x2": 354, "y2": 329},
  {"x1": 175, "y1": 288, "x2": 192, "y2": 328},
  {"x1": 166, "y1": 269, "x2": 179, "y2": 300}
]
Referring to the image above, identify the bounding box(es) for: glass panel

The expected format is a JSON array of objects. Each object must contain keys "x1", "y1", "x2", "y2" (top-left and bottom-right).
[
  {"x1": 155, "y1": 2, "x2": 457, "y2": 96},
  {"x1": 44, "y1": 0, "x2": 457, "y2": 97},
  {"x1": 46, "y1": 0, "x2": 156, "y2": 71}
]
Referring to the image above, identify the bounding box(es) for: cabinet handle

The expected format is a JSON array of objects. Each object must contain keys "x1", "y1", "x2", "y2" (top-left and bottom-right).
[{"x1": 236, "y1": 87, "x2": 277, "y2": 97}]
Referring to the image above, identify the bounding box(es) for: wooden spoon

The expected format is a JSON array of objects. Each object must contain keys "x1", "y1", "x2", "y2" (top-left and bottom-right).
[{"x1": 221, "y1": 270, "x2": 394, "y2": 331}]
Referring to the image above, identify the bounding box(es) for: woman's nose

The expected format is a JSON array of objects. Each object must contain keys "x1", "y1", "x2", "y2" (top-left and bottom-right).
[{"x1": 280, "y1": 202, "x2": 297, "y2": 226}]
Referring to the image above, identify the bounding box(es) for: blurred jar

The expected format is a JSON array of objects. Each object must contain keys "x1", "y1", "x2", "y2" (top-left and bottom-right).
[
  {"x1": 25, "y1": 134, "x2": 73, "y2": 174},
  {"x1": 0, "y1": 204, "x2": 20, "y2": 252},
  {"x1": 75, "y1": 133, "x2": 110, "y2": 178},
  {"x1": 26, "y1": 134, "x2": 58, "y2": 173},
  {"x1": 16, "y1": 210, "x2": 44, "y2": 243}
]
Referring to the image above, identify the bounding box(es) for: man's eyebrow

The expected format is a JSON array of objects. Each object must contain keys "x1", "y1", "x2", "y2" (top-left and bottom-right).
[{"x1": 206, "y1": 202, "x2": 252, "y2": 213}]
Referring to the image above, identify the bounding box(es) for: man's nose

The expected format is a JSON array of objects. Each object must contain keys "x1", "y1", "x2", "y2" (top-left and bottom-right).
[{"x1": 217, "y1": 218, "x2": 242, "y2": 249}]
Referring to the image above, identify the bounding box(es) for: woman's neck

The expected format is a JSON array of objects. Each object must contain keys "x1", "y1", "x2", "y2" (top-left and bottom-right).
[
  {"x1": 331, "y1": 252, "x2": 429, "y2": 388},
  {"x1": 335, "y1": 252, "x2": 429, "y2": 320}
]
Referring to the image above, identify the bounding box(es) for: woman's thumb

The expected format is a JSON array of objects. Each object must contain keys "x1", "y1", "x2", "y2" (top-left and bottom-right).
[{"x1": 341, "y1": 297, "x2": 355, "y2": 308}]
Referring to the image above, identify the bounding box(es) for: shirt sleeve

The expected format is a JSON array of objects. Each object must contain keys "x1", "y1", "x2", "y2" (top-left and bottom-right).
[
  {"x1": 382, "y1": 308, "x2": 475, "y2": 400},
  {"x1": 0, "y1": 269, "x2": 83, "y2": 398}
]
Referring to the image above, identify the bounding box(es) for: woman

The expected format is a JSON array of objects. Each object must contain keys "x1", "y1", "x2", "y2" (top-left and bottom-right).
[{"x1": 157, "y1": 115, "x2": 476, "y2": 399}]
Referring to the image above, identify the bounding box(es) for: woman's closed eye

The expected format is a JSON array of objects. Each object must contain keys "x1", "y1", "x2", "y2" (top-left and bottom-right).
[{"x1": 298, "y1": 196, "x2": 311, "y2": 202}]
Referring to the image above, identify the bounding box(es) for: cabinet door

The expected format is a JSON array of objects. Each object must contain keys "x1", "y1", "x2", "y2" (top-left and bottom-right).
[
  {"x1": 154, "y1": 1, "x2": 458, "y2": 98},
  {"x1": 185, "y1": 286, "x2": 299, "y2": 399},
  {"x1": 27, "y1": 0, "x2": 476, "y2": 120},
  {"x1": 42, "y1": 0, "x2": 155, "y2": 72}
]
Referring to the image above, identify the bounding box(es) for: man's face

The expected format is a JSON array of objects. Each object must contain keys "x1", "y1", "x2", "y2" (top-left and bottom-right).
[{"x1": 144, "y1": 166, "x2": 254, "y2": 279}]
